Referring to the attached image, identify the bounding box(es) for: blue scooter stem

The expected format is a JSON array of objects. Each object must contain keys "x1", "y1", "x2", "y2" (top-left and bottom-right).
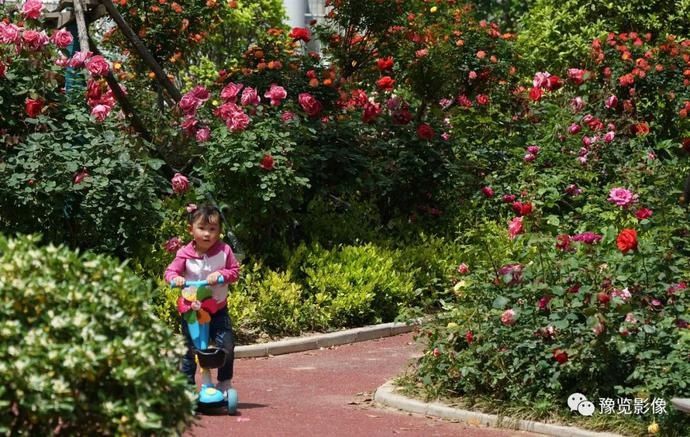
[{"x1": 170, "y1": 277, "x2": 224, "y2": 288}]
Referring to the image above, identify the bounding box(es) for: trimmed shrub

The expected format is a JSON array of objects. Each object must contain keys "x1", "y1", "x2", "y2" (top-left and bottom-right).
[
  {"x1": 301, "y1": 244, "x2": 415, "y2": 327},
  {"x1": 0, "y1": 234, "x2": 194, "y2": 436}
]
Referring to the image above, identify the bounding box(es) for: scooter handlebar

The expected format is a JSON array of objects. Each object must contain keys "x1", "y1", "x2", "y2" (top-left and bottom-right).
[{"x1": 170, "y1": 277, "x2": 224, "y2": 288}]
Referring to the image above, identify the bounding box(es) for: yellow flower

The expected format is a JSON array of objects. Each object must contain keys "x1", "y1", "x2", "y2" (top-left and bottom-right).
[
  {"x1": 446, "y1": 322, "x2": 458, "y2": 329},
  {"x1": 430, "y1": 6, "x2": 438, "y2": 13},
  {"x1": 647, "y1": 421, "x2": 659, "y2": 434}
]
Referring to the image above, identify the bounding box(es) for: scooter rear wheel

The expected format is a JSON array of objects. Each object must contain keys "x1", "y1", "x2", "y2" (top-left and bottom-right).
[{"x1": 226, "y1": 388, "x2": 238, "y2": 415}]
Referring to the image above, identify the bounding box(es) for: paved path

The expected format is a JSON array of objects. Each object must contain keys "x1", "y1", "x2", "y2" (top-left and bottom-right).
[{"x1": 186, "y1": 333, "x2": 539, "y2": 437}]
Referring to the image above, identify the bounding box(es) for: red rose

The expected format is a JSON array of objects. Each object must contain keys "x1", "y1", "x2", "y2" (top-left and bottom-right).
[
  {"x1": 376, "y1": 76, "x2": 395, "y2": 91},
  {"x1": 616, "y1": 228, "x2": 638, "y2": 253},
  {"x1": 416, "y1": 123, "x2": 434, "y2": 140},
  {"x1": 465, "y1": 330, "x2": 474, "y2": 344},
  {"x1": 376, "y1": 57, "x2": 394, "y2": 71},
  {"x1": 632, "y1": 122, "x2": 650, "y2": 136},
  {"x1": 475, "y1": 94, "x2": 490, "y2": 105},
  {"x1": 260, "y1": 154, "x2": 275, "y2": 170},
  {"x1": 289, "y1": 27, "x2": 311, "y2": 42},
  {"x1": 635, "y1": 208, "x2": 653, "y2": 220},
  {"x1": 529, "y1": 87, "x2": 542, "y2": 101},
  {"x1": 553, "y1": 349, "x2": 568, "y2": 364},
  {"x1": 25, "y1": 98, "x2": 43, "y2": 118},
  {"x1": 0, "y1": 61, "x2": 5, "y2": 78}
]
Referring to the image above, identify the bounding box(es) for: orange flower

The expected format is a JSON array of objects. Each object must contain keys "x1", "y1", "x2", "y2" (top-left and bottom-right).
[
  {"x1": 171, "y1": 2, "x2": 183, "y2": 13},
  {"x1": 616, "y1": 228, "x2": 638, "y2": 253}
]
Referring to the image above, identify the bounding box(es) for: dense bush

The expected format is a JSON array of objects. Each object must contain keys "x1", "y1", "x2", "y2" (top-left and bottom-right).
[
  {"x1": 517, "y1": 0, "x2": 690, "y2": 71},
  {"x1": 1, "y1": 106, "x2": 163, "y2": 257},
  {"x1": 0, "y1": 234, "x2": 194, "y2": 435},
  {"x1": 412, "y1": 29, "x2": 690, "y2": 434}
]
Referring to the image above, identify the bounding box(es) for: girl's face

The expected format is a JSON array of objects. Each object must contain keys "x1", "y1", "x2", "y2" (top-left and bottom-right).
[{"x1": 188, "y1": 217, "x2": 220, "y2": 253}]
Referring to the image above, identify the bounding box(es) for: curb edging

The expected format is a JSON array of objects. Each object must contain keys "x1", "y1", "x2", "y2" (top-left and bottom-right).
[
  {"x1": 374, "y1": 381, "x2": 625, "y2": 437},
  {"x1": 235, "y1": 320, "x2": 419, "y2": 358}
]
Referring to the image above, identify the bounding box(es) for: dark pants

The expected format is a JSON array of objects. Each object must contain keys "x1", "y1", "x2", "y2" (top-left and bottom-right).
[{"x1": 181, "y1": 307, "x2": 235, "y2": 385}]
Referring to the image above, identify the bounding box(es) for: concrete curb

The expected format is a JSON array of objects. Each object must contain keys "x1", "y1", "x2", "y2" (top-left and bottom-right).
[
  {"x1": 235, "y1": 320, "x2": 419, "y2": 358},
  {"x1": 374, "y1": 381, "x2": 624, "y2": 437}
]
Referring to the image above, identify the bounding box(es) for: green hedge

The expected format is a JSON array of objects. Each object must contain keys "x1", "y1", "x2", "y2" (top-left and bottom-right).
[{"x1": 0, "y1": 235, "x2": 194, "y2": 435}]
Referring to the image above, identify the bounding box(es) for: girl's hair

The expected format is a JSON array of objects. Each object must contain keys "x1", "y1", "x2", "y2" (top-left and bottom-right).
[{"x1": 188, "y1": 204, "x2": 222, "y2": 227}]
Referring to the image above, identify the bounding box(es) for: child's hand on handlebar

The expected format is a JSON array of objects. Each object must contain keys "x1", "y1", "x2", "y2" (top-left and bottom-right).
[
  {"x1": 206, "y1": 272, "x2": 222, "y2": 285},
  {"x1": 172, "y1": 276, "x2": 185, "y2": 287}
]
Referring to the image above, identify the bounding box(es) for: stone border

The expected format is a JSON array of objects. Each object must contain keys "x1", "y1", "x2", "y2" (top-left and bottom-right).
[
  {"x1": 374, "y1": 381, "x2": 625, "y2": 437},
  {"x1": 235, "y1": 320, "x2": 419, "y2": 358}
]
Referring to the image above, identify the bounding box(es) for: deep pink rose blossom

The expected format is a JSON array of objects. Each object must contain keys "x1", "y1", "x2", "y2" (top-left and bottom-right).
[
  {"x1": 508, "y1": 216, "x2": 524, "y2": 239},
  {"x1": 171, "y1": 173, "x2": 190, "y2": 194},
  {"x1": 195, "y1": 126, "x2": 210, "y2": 143},
  {"x1": 264, "y1": 84, "x2": 287, "y2": 106},
  {"x1": 51, "y1": 28, "x2": 73, "y2": 49},
  {"x1": 240, "y1": 87, "x2": 260, "y2": 106},
  {"x1": 91, "y1": 104, "x2": 111, "y2": 122},
  {"x1": 164, "y1": 236, "x2": 183, "y2": 253},
  {"x1": 0, "y1": 23, "x2": 21, "y2": 44},
  {"x1": 85, "y1": 55, "x2": 110, "y2": 77},
  {"x1": 22, "y1": 0, "x2": 44, "y2": 20},
  {"x1": 298, "y1": 92, "x2": 323, "y2": 117},
  {"x1": 221, "y1": 82, "x2": 244, "y2": 102}
]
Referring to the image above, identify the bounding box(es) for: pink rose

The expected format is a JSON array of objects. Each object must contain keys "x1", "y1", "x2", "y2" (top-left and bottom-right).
[
  {"x1": 568, "y1": 123, "x2": 581, "y2": 135},
  {"x1": 189, "y1": 85, "x2": 210, "y2": 102},
  {"x1": 220, "y1": 82, "x2": 244, "y2": 102},
  {"x1": 227, "y1": 111, "x2": 250, "y2": 132},
  {"x1": 186, "y1": 203, "x2": 198, "y2": 213},
  {"x1": 533, "y1": 71, "x2": 551, "y2": 88},
  {"x1": 85, "y1": 55, "x2": 110, "y2": 77},
  {"x1": 281, "y1": 111, "x2": 295, "y2": 123},
  {"x1": 240, "y1": 86, "x2": 260, "y2": 106},
  {"x1": 179, "y1": 94, "x2": 202, "y2": 115},
  {"x1": 51, "y1": 28, "x2": 73, "y2": 49},
  {"x1": 171, "y1": 173, "x2": 190, "y2": 194},
  {"x1": 603, "y1": 131, "x2": 615, "y2": 143},
  {"x1": 195, "y1": 126, "x2": 210, "y2": 143},
  {"x1": 164, "y1": 236, "x2": 183, "y2": 253},
  {"x1": 500, "y1": 309, "x2": 517, "y2": 326},
  {"x1": 68, "y1": 51, "x2": 92, "y2": 69},
  {"x1": 0, "y1": 23, "x2": 21, "y2": 44},
  {"x1": 21, "y1": 30, "x2": 49, "y2": 51},
  {"x1": 215, "y1": 102, "x2": 241, "y2": 121},
  {"x1": 567, "y1": 68, "x2": 587, "y2": 85},
  {"x1": 180, "y1": 116, "x2": 198, "y2": 134},
  {"x1": 298, "y1": 92, "x2": 323, "y2": 117},
  {"x1": 264, "y1": 84, "x2": 287, "y2": 106},
  {"x1": 526, "y1": 145, "x2": 540, "y2": 155},
  {"x1": 21, "y1": 0, "x2": 44, "y2": 20},
  {"x1": 73, "y1": 169, "x2": 89, "y2": 185},
  {"x1": 481, "y1": 186, "x2": 494, "y2": 198},
  {"x1": 90, "y1": 104, "x2": 111, "y2": 122},
  {"x1": 605, "y1": 95, "x2": 618, "y2": 109},
  {"x1": 457, "y1": 263, "x2": 470, "y2": 275},
  {"x1": 508, "y1": 216, "x2": 524, "y2": 239},
  {"x1": 608, "y1": 187, "x2": 637, "y2": 208},
  {"x1": 570, "y1": 96, "x2": 585, "y2": 113}
]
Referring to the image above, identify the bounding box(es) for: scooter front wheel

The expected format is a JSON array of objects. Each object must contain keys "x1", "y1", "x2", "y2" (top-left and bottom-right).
[{"x1": 226, "y1": 388, "x2": 238, "y2": 415}]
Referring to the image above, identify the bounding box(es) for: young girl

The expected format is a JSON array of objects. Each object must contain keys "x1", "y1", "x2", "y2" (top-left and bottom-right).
[{"x1": 164, "y1": 204, "x2": 240, "y2": 395}]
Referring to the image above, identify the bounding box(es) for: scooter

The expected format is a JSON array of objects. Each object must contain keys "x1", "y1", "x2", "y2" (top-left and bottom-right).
[{"x1": 172, "y1": 277, "x2": 239, "y2": 415}]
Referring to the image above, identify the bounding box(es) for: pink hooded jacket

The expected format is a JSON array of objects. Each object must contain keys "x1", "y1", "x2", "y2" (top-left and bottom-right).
[{"x1": 164, "y1": 240, "x2": 240, "y2": 304}]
